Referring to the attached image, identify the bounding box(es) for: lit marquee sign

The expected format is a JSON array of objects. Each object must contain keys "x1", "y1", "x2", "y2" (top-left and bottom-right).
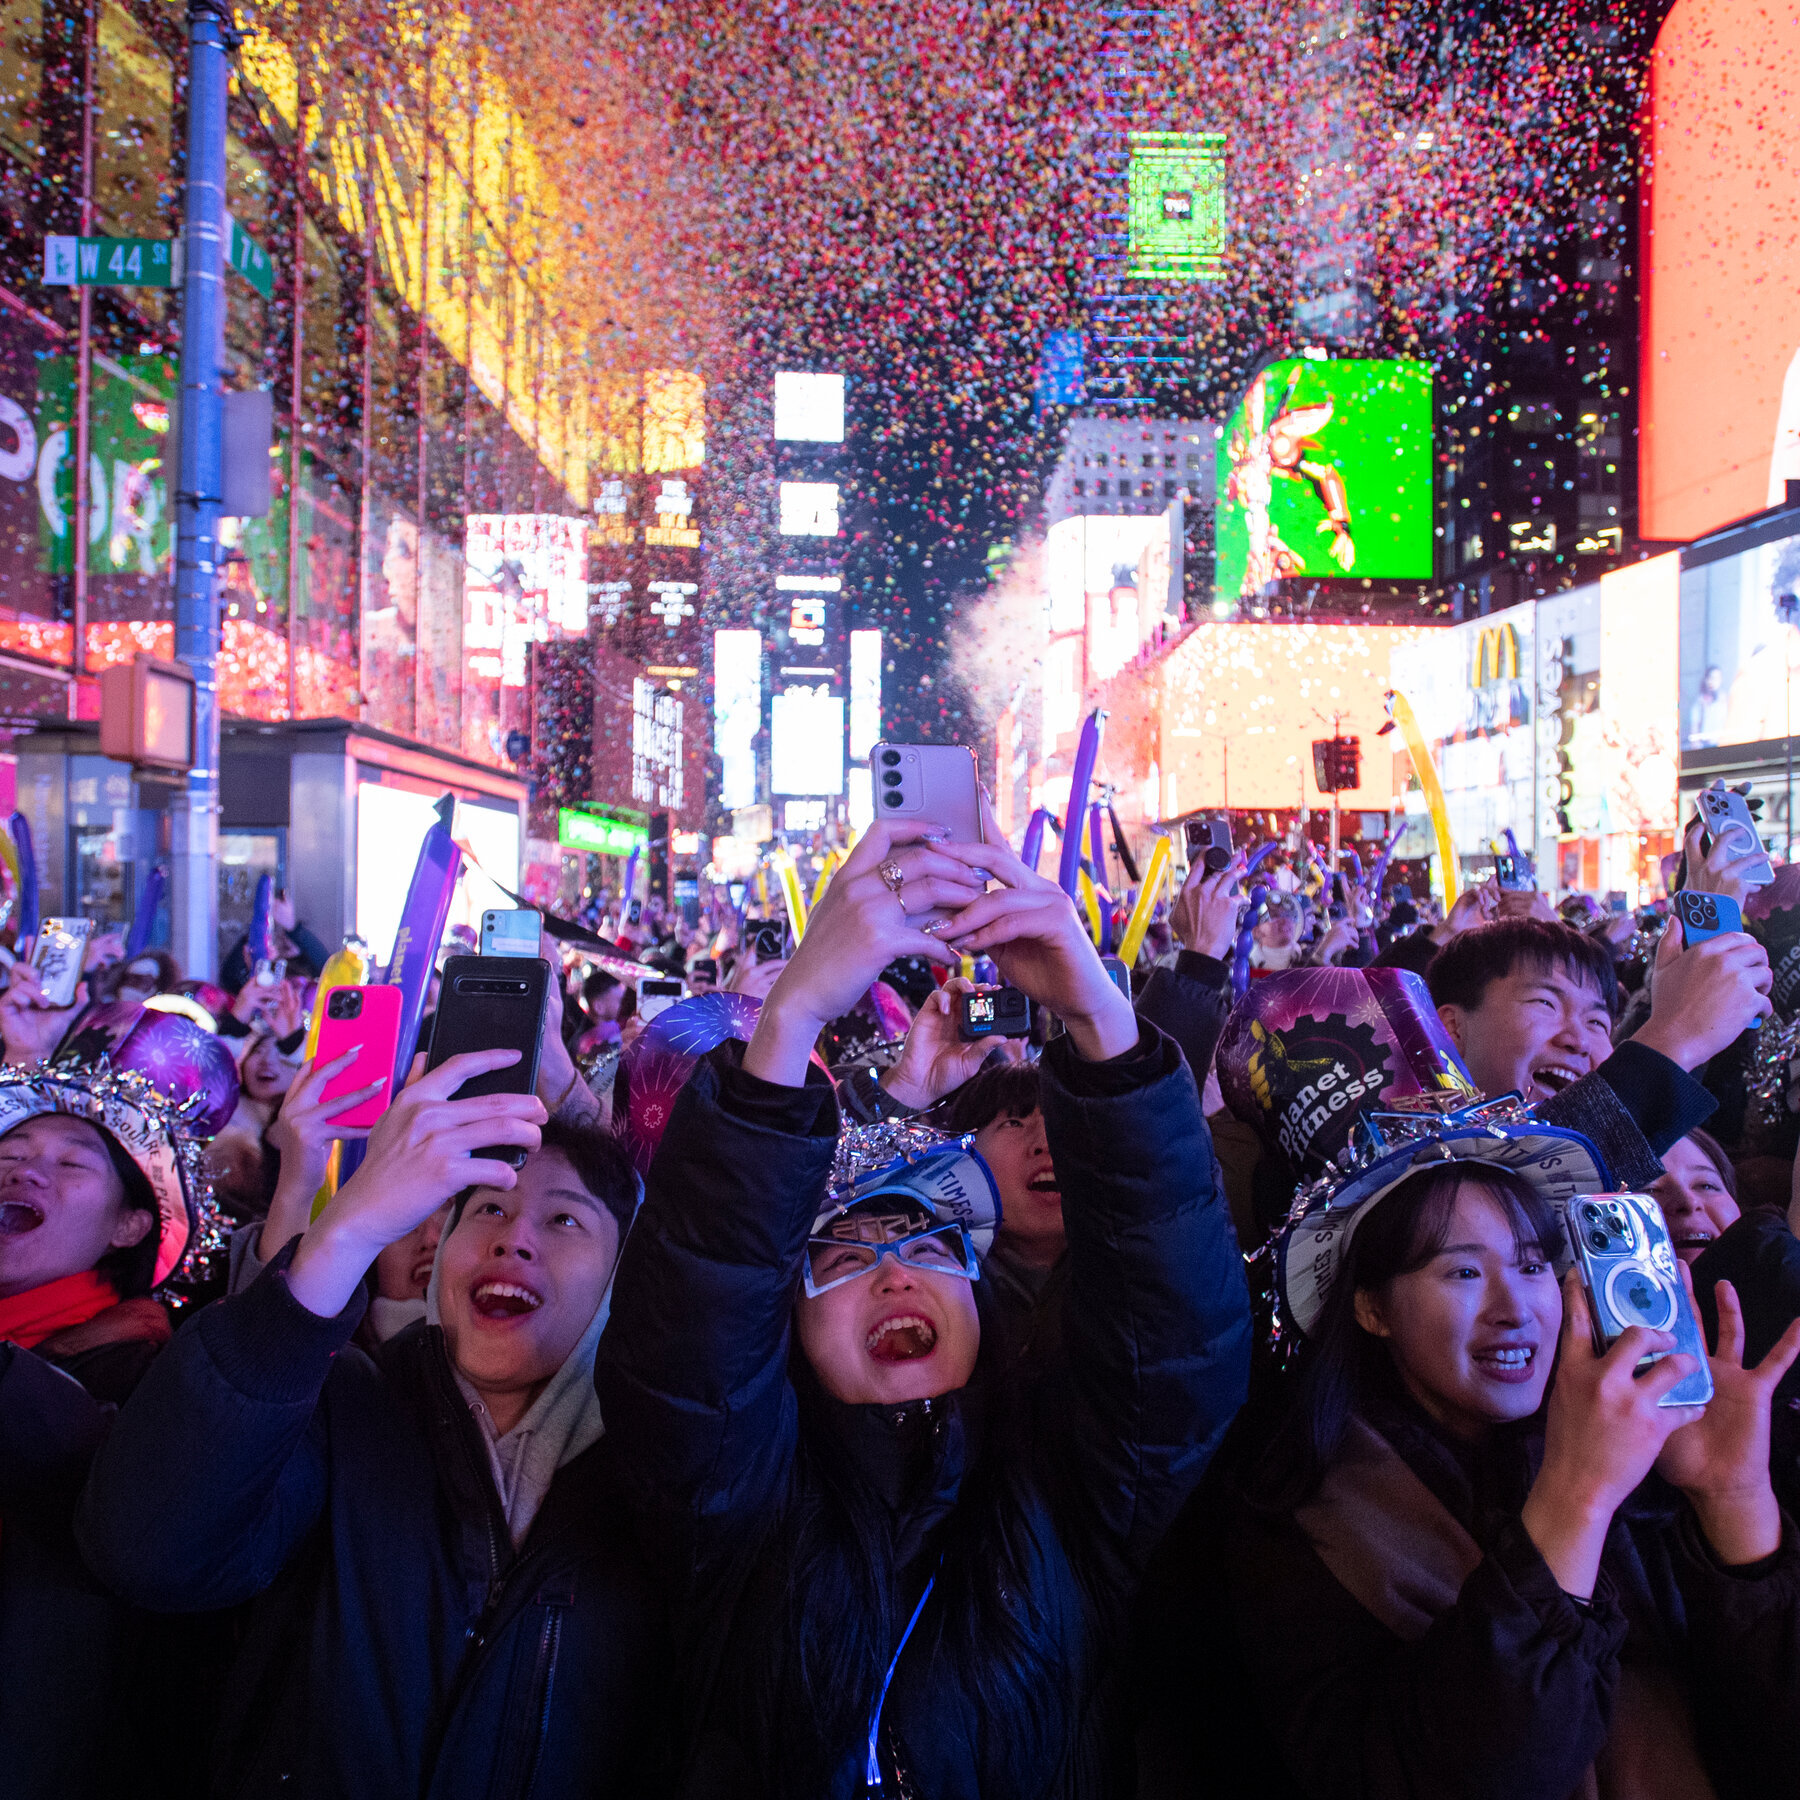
[
  {"x1": 788, "y1": 598, "x2": 827, "y2": 646},
  {"x1": 779, "y1": 480, "x2": 841, "y2": 537},
  {"x1": 592, "y1": 477, "x2": 632, "y2": 547},
  {"x1": 463, "y1": 514, "x2": 588, "y2": 686},
  {"x1": 645, "y1": 476, "x2": 699, "y2": 549},
  {"x1": 773, "y1": 371, "x2": 846, "y2": 443},
  {"x1": 713, "y1": 628, "x2": 762, "y2": 812},
  {"x1": 1126, "y1": 131, "x2": 1226, "y2": 281},
  {"x1": 631, "y1": 677, "x2": 684, "y2": 809},
  {"x1": 771, "y1": 684, "x2": 846, "y2": 796},
  {"x1": 647, "y1": 579, "x2": 697, "y2": 632}
]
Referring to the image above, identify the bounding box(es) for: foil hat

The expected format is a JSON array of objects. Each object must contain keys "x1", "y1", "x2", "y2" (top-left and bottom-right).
[
  {"x1": 1216, "y1": 966, "x2": 1478, "y2": 1181},
  {"x1": 816, "y1": 1120, "x2": 1002, "y2": 1260},
  {"x1": 0, "y1": 1000, "x2": 239, "y2": 1295}
]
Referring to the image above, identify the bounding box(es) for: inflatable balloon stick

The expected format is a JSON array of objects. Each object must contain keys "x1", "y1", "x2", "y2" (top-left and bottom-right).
[
  {"x1": 1117, "y1": 834, "x2": 1172, "y2": 967},
  {"x1": 247, "y1": 874, "x2": 275, "y2": 964},
  {"x1": 1020, "y1": 807, "x2": 1050, "y2": 873},
  {"x1": 1383, "y1": 689, "x2": 1460, "y2": 907},
  {"x1": 9, "y1": 810, "x2": 38, "y2": 942},
  {"x1": 772, "y1": 850, "x2": 808, "y2": 942},
  {"x1": 1076, "y1": 868, "x2": 1103, "y2": 945},
  {"x1": 1368, "y1": 815, "x2": 1407, "y2": 897},
  {"x1": 1088, "y1": 804, "x2": 1114, "y2": 952},
  {"x1": 809, "y1": 849, "x2": 842, "y2": 911},
  {"x1": 1057, "y1": 709, "x2": 1106, "y2": 900},
  {"x1": 301, "y1": 942, "x2": 372, "y2": 1060},
  {"x1": 126, "y1": 867, "x2": 166, "y2": 957}
]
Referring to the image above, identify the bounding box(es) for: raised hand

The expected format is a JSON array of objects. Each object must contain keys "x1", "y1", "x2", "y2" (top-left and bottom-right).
[
  {"x1": 881, "y1": 976, "x2": 996, "y2": 1110},
  {"x1": 745, "y1": 822, "x2": 980, "y2": 1087},
  {"x1": 0, "y1": 961, "x2": 85, "y2": 1068},
  {"x1": 1634, "y1": 915, "x2": 1773, "y2": 1071},
  {"x1": 1171, "y1": 850, "x2": 1246, "y2": 960},
  {"x1": 1656, "y1": 1273, "x2": 1799, "y2": 1564},
  {"x1": 258, "y1": 1048, "x2": 386, "y2": 1264},
  {"x1": 284, "y1": 1050, "x2": 545, "y2": 1318},
  {"x1": 1682, "y1": 812, "x2": 1767, "y2": 910}
]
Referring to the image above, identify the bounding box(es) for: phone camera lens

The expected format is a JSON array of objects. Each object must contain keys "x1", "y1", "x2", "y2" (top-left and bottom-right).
[
  {"x1": 881, "y1": 749, "x2": 901, "y2": 767},
  {"x1": 1582, "y1": 1202, "x2": 1602, "y2": 1222},
  {"x1": 882, "y1": 771, "x2": 902, "y2": 788},
  {"x1": 882, "y1": 792, "x2": 902, "y2": 808},
  {"x1": 1589, "y1": 1228, "x2": 1610, "y2": 1251}
]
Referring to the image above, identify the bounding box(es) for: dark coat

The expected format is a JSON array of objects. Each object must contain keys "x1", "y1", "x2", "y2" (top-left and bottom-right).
[
  {"x1": 595, "y1": 1024, "x2": 1252, "y2": 1799},
  {"x1": 76, "y1": 1250, "x2": 667, "y2": 1800},
  {"x1": 1138, "y1": 1385, "x2": 1800, "y2": 1800}
]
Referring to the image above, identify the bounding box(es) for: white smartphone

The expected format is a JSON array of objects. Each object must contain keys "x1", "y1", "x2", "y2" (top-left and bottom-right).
[
  {"x1": 480, "y1": 908, "x2": 542, "y2": 958},
  {"x1": 31, "y1": 917, "x2": 95, "y2": 1008},
  {"x1": 1697, "y1": 787, "x2": 1775, "y2": 888},
  {"x1": 636, "y1": 975, "x2": 684, "y2": 1025}
]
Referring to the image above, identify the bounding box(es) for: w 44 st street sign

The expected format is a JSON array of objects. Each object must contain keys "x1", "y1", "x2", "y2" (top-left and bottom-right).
[{"x1": 43, "y1": 234, "x2": 179, "y2": 287}]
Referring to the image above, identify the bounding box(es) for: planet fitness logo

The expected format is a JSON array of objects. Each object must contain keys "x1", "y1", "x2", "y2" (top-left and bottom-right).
[{"x1": 1251, "y1": 1014, "x2": 1392, "y2": 1172}]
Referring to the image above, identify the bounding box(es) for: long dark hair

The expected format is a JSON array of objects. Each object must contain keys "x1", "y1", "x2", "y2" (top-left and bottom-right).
[
  {"x1": 735, "y1": 1303, "x2": 1074, "y2": 1792},
  {"x1": 1250, "y1": 1161, "x2": 1560, "y2": 1510}
]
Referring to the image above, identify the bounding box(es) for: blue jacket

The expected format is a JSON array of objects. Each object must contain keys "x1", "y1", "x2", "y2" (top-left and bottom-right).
[
  {"x1": 77, "y1": 1252, "x2": 668, "y2": 1799},
  {"x1": 595, "y1": 1022, "x2": 1252, "y2": 1798}
]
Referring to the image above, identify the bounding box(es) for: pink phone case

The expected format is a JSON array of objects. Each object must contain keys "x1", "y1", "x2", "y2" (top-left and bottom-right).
[{"x1": 312, "y1": 986, "x2": 403, "y2": 1128}]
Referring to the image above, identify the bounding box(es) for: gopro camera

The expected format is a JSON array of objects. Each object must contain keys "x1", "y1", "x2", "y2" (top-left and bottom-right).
[
  {"x1": 744, "y1": 919, "x2": 789, "y2": 962},
  {"x1": 958, "y1": 986, "x2": 1031, "y2": 1041},
  {"x1": 1183, "y1": 815, "x2": 1233, "y2": 872}
]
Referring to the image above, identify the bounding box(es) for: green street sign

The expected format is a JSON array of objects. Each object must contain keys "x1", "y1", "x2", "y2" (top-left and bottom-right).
[
  {"x1": 558, "y1": 808, "x2": 648, "y2": 856},
  {"x1": 226, "y1": 214, "x2": 275, "y2": 300},
  {"x1": 43, "y1": 235, "x2": 178, "y2": 288}
]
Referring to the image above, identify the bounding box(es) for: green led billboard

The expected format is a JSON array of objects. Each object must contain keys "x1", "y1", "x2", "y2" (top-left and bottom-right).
[
  {"x1": 1126, "y1": 131, "x2": 1225, "y2": 281},
  {"x1": 1215, "y1": 357, "x2": 1434, "y2": 604}
]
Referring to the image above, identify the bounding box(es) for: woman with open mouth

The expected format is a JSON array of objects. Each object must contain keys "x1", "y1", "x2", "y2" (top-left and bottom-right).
[{"x1": 598, "y1": 804, "x2": 1252, "y2": 1797}]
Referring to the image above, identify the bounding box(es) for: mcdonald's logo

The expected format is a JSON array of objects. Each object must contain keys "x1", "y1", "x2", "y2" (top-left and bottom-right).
[{"x1": 1470, "y1": 622, "x2": 1520, "y2": 688}]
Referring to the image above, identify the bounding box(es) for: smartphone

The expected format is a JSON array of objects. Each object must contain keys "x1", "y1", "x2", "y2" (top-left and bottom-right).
[
  {"x1": 958, "y1": 986, "x2": 1031, "y2": 1041},
  {"x1": 252, "y1": 955, "x2": 287, "y2": 987},
  {"x1": 636, "y1": 976, "x2": 684, "y2": 1025},
  {"x1": 481, "y1": 908, "x2": 542, "y2": 959},
  {"x1": 870, "y1": 742, "x2": 985, "y2": 925},
  {"x1": 1183, "y1": 815, "x2": 1233, "y2": 873},
  {"x1": 744, "y1": 919, "x2": 788, "y2": 962},
  {"x1": 626, "y1": 898, "x2": 643, "y2": 927},
  {"x1": 1697, "y1": 786, "x2": 1776, "y2": 888},
  {"x1": 30, "y1": 917, "x2": 95, "y2": 1009},
  {"x1": 1672, "y1": 889, "x2": 1743, "y2": 944},
  {"x1": 1493, "y1": 854, "x2": 1531, "y2": 892},
  {"x1": 425, "y1": 956, "x2": 550, "y2": 1170},
  {"x1": 1100, "y1": 954, "x2": 1132, "y2": 999},
  {"x1": 688, "y1": 957, "x2": 719, "y2": 988},
  {"x1": 312, "y1": 985, "x2": 403, "y2": 1129},
  {"x1": 1565, "y1": 1194, "x2": 1714, "y2": 1407}
]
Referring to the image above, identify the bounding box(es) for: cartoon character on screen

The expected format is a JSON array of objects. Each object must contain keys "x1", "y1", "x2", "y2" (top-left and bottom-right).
[{"x1": 1225, "y1": 367, "x2": 1356, "y2": 597}]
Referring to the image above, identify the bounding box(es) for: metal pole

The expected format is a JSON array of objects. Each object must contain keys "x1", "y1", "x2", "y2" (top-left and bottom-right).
[
  {"x1": 415, "y1": 19, "x2": 430, "y2": 743},
  {"x1": 71, "y1": 0, "x2": 96, "y2": 710},
  {"x1": 285, "y1": 52, "x2": 305, "y2": 723},
  {"x1": 171, "y1": 0, "x2": 235, "y2": 981}
]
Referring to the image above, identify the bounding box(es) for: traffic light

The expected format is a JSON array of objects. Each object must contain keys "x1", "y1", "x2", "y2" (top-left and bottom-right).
[{"x1": 1311, "y1": 735, "x2": 1361, "y2": 794}]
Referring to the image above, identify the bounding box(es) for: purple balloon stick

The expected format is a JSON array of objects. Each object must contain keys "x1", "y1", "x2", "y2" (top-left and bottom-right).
[
  {"x1": 1020, "y1": 808, "x2": 1050, "y2": 872},
  {"x1": 1057, "y1": 710, "x2": 1105, "y2": 899},
  {"x1": 1233, "y1": 882, "x2": 1270, "y2": 999}
]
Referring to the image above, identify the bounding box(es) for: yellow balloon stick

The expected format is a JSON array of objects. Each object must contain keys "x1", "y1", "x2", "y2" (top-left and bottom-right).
[
  {"x1": 304, "y1": 942, "x2": 370, "y2": 1219},
  {"x1": 1077, "y1": 867, "x2": 1102, "y2": 944},
  {"x1": 809, "y1": 849, "x2": 841, "y2": 911},
  {"x1": 0, "y1": 821, "x2": 19, "y2": 894},
  {"x1": 1117, "y1": 833, "x2": 1172, "y2": 967},
  {"x1": 772, "y1": 850, "x2": 808, "y2": 941},
  {"x1": 1384, "y1": 688, "x2": 1460, "y2": 907}
]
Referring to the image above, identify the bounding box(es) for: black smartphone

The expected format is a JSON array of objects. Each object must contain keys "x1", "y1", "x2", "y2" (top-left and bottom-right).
[
  {"x1": 425, "y1": 955, "x2": 550, "y2": 1170},
  {"x1": 1100, "y1": 954, "x2": 1132, "y2": 999},
  {"x1": 958, "y1": 986, "x2": 1032, "y2": 1041},
  {"x1": 745, "y1": 919, "x2": 788, "y2": 962}
]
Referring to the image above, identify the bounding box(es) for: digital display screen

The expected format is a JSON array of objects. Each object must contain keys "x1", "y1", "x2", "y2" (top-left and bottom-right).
[
  {"x1": 967, "y1": 993, "x2": 996, "y2": 1025},
  {"x1": 850, "y1": 628, "x2": 882, "y2": 761},
  {"x1": 1680, "y1": 528, "x2": 1800, "y2": 753},
  {"x1": 779, "y1": 480, "x2": 841, "y2": 537},
  {"x1": 713, "y1": 629, "x2": 762, "y2": 811},
  {"x1": 1126, "y1": 131, "x2": 1226, "y2": 281},
  {"x1": 1215, "y1": 358, "x2": 1434, "y2": 604},
  {"x1": 770, "y1": 684, "x2": 845, "y2": 796},
  {"x1": 773, "y1": 371, "x2": 846, "y2": 442},
  {"x1": 1043, "y1": 512, "x2": 1180, "y2": 681}
]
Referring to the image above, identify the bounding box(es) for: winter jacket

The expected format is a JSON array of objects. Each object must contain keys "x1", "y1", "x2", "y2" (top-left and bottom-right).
[
  {"x1": 77, "y1": 1247, "x2": 667, "y2": 1800},
  {"x1": 1134, "y1": 949, "x2": 1233, "y2": 1091},
  {"x1": 595, "y1": 1024, "x2": 1252, "y2": 1799},
  {"x1": 1139, "y1": 1382, "x2": 1800, "y2": 1800},
  {"x1": 1537, "y1": 1039, "x2": 1717, "y2": 1190},
  {"x1": 0, "y1": 1304, "x2": 225, "y2": 1800}
]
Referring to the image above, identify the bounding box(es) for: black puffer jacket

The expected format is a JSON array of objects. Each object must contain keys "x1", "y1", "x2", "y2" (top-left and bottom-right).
[
  {"x1": 77, "y1": 1250, "x2": 667, "y2": 1799},
  {"x1": 1139, "y1": 1383, "x2": 1800, "y2": 1800},
  {"x1": 595, "y1": 1023, "x2": 1252, "y2": 1799}
]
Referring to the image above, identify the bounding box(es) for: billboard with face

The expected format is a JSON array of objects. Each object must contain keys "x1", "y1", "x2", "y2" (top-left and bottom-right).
[{"x1": 1216, "y1": 357, "x2": 1434, "y2": 605}]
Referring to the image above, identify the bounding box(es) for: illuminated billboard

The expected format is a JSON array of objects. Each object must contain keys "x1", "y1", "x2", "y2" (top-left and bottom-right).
[
  {"x1": 713, "y1": 629, "x2": 761, "y2": 811},
  {"x1": 463, "y1": 514, "x2": 588, "y2": 688},
  {"x1": 1215, "y1": 358, "x2": 1433, "y2": 604},
  {"x1": 1680, "y1": 527, "x2": 1800, "y2": 752},
  {"x1": 631, "y1": 677, "x2": 684, "y2": 811},
  {"x1": 1043, "y1": 510, "x2": 1180, "y2": 693},
  {"x1": 1643, "y1": 2, "x2": 1800, "y2": 539},
  {"x1": 770, "y1": 683, "x2": 845, "y2": 796},
  {"x1": 1126, "y1": 131, "x2": 1226, "y2": 281},
  {"x1": 849, "y1": 628, "x2": 882, "y2": 760},
  {"x1": 773, "y1": 371, "x2": 846, "y2": 443},
  {"x1": 779, "y1": 480, "x2": 841, "y2": 537}
]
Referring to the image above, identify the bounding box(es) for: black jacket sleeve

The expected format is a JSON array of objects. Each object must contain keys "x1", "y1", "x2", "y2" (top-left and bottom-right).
[
  {"x1": 75, "y1": 1248, "x2": 364, "y2": 1612},
  {"x1": 1037, "y1": 1021, "x2": 1252, "y2": 1586},
  {"x1": 593, "y1": 1044, "x2": 841, "y2": 1585},
  {"x1": 1228, "y1": 1506, "x2": 1627, "y2": 1800},
  {"x1": 1538, "y1": 1039, "x2": 1717, "y2": 1188},
  {"x1": 1693, "y1": 1211, "x2": 1800, "y2": 1404},
  {"x1": 0, "y1": 1343, "x2": 111, "y2": 1533},
  {"x1": 1134, "y1": 950, "x2": 1232, "y2": 1088}
]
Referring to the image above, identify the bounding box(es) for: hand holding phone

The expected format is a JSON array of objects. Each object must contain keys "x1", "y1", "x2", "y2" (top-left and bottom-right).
[
  {"x1": 31, "y1": 918, "x2": 95, "y2": 1010},
  {"x1": 1672, "y1": 889, "x2": 1742, "y2": 945},
  {"x1": 1697, "y1": 785, "x2": 1775, "y2": 888},
  {"x1": 1183, "y1": 815, "x2": 1233, "y2": 873},
  {"x1": 425, "y1": 957, "x2": 550, "y2": 1169},
  {"x1": 312, "y1": 985, "x2": 404, "y2": 1128},
  {"x1": 869, "y1": 743, "x2": 987, "y2": 926},
  {"x1": 636, "y1": 976, "x2": 685, "y2": 1025}
]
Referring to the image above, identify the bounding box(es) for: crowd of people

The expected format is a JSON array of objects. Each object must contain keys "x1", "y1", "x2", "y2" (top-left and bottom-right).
[{"x1": 3, "y1": 791, "x2": 1800, "y2": 1800}]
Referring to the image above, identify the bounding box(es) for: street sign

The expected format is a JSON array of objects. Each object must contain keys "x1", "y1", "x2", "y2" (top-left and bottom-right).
[
  {"x1": 43, "y1": 235, "x2": 179, "y2": 288},
  {"x1": 226, "y1": 214, "x2": 274, "y2": 300}
]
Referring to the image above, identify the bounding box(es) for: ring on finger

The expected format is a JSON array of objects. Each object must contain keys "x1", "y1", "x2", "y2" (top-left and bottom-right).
[{"x1": 878, "y1": 858, "x2": 906, "y2": 913}]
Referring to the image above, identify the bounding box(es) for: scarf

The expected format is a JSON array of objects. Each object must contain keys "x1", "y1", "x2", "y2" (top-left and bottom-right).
[
  {"x1": 0, "y1": 1269, "x2": 119, "y2": 1350},
  {"x1": 1296, "y1": 1417, "x2": 1718, "y2": 1800},
  {"x1": 368, "y1": 1295, "x2": 427, "y2": 1342}
]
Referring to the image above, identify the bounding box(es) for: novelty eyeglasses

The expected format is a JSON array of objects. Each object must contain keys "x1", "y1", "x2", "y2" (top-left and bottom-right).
[{"x1": 802, "y1": 1222, "x2": 980, "y2": 1298}]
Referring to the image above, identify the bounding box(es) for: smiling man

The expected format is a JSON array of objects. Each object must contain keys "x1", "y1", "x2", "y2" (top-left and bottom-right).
[
  {"x1": 78, "y1": 1055, "x2": 669, "y2": 1799},
  {"x1": 1428, "y1": 917, "x2": 1773, "y2": 1191}
]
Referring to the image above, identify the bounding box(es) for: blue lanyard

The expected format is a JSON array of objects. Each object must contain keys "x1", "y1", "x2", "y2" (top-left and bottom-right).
[{"x1": 865, "y1": 1572, "x2": 936, "y2": 1791}]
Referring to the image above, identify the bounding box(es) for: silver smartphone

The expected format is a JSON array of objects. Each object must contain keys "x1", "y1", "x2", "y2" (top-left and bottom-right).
[
  {"x1": 636, "y1": 975, "x2": 685, "y2": 1026},
  {"x1": 480, "y1": 908, "x2": 542, "y2": 959},
  {"x1": 30, "y1": 917, "x2": 95, "y2": 1008},
  {"x1": 1697, "y1": 787, "x2": 1775, "y2": 888},
  {"x1": 1566, "y1": 1193, "x2": 1713, "y2": 1407},
  {"x1": 869, "y1": 742, "x2": 986, "y2": 926}
]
